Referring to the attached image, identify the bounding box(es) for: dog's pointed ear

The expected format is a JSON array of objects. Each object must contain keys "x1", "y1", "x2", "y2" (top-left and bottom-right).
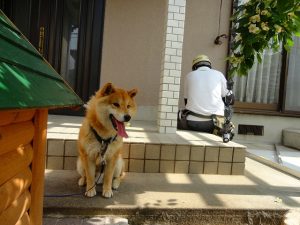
[
  {"x1": 128, "y1": 88, "x2": 138, "y2": 98},
  {"x1": 96, "y1": 83, "x2": 116, "y2": 97}
]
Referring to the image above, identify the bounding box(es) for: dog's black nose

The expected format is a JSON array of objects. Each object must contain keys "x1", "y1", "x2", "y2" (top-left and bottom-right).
[{"x1": 124, "y1": 114, "x2": 131, "y2": 122}]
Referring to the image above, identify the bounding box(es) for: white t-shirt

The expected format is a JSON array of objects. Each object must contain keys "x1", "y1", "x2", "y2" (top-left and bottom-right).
[{"x1": 184, "y1": 66, "x2": 227, "y2": 120}]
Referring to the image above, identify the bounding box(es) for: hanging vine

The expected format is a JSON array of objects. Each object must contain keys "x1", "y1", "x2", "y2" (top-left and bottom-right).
[{"x1": 228, "y1": 0, "x2": 300, "y2": 77}]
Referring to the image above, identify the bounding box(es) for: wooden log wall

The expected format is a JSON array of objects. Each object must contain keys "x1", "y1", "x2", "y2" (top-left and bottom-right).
[{"x1": 0, "y1": 109, "x2": 48, "y2": 225}]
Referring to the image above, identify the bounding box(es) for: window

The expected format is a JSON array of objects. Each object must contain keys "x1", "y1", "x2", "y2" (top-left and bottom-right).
[
  {"x1": 60, "y1": 0, "x2": 81, "y2": 90},
  {"x1": 285, "y1": 36, "x2": 300, "y2": 112},
  {"x1": 231, "y1": 1, "x2": 300, "y2": 115},
  {"x1": 233, "y1": 44, "x2": 282, "y2": 107}
]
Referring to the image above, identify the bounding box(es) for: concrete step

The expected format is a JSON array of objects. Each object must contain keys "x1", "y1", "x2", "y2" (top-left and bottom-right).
[
  {"x1": 43, "y1": 158, "x2": 300, "y2": 225},
  {"x1": 245, "y1": 143, "x2": 300, "y2": 179},
  {"x1": 43, "y1": 216, "x2": 128, "y2": 225},
  {"x1": 46, "y1": 137, "x2": 246, "y2": 175},
  {"x1": 283, "y1": 128, "x2": 300, "y2": 150},
  {"x1": 43, "y1": 209, "x2": 286, "y2": 225},
  {"x1": 46, "y1": 115, "x2": 247, "y2": 175}
]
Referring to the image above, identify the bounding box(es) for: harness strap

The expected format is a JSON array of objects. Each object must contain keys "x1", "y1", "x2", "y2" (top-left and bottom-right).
[{"x1": 90, "y1": 125, "x2": 117, "y2": 157}]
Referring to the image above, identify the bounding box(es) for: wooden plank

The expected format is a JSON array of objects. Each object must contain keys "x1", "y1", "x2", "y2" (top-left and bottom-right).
[
  {"x1": 0, "y1": 168, "x2": 32, "y2": 212},
  {"x1": 0, "y1": 111, "x2": 17, "y2": 126},
  {"x1": 234, "y1": 101, "x2": 277, "y2": 111},
  {"x1": 29, "y1": 109, "x2": 48, "y2": 225},
  {"x1": 16, "y1": 212, "x2": 30, "y2": 225},
  {"x1": 0, "y1": 190, "x2": 31, "y2": 225},
  {"x1": 0, "y1": 144, "x2": 33, "y2": 186},
  {"x1": 0, "y1": 121, "x2": 34, "y2": 156},
  {"x1": 14, "y1": 110, "x2": 36, "y2": 123},
  {"x1": 0, "y1": 110, "x2": 35, "y2": 126}
]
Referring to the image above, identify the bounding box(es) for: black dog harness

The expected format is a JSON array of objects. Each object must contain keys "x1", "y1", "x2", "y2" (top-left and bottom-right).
[
  {"x1": 90, "y1": 125, "x2": 118, "y2": 179},
  {"x1": 90, "y1": 126, "x2": 118, "y2": 159}
]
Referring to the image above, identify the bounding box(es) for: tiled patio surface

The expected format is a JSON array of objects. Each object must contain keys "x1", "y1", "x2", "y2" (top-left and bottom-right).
[
  {"x1": 46, "y1": 115, "x2": 247, "y2": 175},
  {"x1": 47, "y1": 115, "x2": 241, "y2": 146},
  {"x1": 47, "y1": 115, "x2": 300, "y2": 178}
]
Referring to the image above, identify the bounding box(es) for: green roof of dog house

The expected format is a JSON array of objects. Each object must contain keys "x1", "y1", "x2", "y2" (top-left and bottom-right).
[{"x1": 0, "y1": 10, "x2": 83, "y2": 110}]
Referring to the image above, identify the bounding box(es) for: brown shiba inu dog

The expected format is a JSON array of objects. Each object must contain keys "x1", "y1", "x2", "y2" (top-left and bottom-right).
[{"x1": 77, "y1": 83, "x2": 137, "y2": 198}]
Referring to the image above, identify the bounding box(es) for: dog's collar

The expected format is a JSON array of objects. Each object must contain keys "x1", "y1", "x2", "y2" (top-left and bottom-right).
[{"x1": 90, "y1": 125, "x2": 117, "y2": 156}]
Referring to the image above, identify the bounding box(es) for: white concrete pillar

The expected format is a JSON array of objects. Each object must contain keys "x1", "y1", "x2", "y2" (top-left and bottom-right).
[{"x1": 157, "y1": 0, "x2": 186, "y2": 133}]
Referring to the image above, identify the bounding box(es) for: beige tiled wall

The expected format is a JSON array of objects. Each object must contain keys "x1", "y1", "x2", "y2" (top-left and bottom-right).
[
  {"x1": 46, "y1": 139, "x2": 246, "y2": 175},
  {"x1": 145, "y1": 144, "x2": 160, "y2": 159},
  {"x1": 145, "y1": 160, "x2": 160, "y2": 173},
  {"x1": 46, "y1": 139, "x2": 77, "y2": 170}
]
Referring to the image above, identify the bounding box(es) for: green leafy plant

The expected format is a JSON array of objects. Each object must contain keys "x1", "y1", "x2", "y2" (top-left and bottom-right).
[{"x1": 228, "y1": 0, "x2": 300, "y2": 77}]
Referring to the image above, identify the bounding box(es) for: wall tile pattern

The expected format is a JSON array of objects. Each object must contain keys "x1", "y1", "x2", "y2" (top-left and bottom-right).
[
  {"x1": 46, "y1": 139, "x2": 246, "y2": 175},
  {"x1": 158, "y1": 0, "x2": 186, "y2": 133}
]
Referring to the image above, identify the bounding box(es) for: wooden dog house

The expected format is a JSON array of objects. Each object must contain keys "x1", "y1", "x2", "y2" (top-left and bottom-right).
[{"x1": 0, "y1": 10, "x2": 82, "y2": 225}]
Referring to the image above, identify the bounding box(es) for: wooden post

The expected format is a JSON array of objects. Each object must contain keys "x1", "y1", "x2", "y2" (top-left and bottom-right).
[{"x1": 29, "y1": 109, "x2": 48, "y2": 225}]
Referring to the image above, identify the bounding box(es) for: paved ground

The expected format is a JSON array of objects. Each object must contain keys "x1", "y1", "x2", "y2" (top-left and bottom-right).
[
  {"x1": 43, "y1": 216, "x2": 128, "y2": 225},
  {"x1": 43, "y1": 158, "x2": 300, "y2": 225}
]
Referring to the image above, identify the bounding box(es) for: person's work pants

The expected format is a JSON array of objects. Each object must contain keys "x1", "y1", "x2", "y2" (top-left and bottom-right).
[{"x1": 186, "y1": 119, "x2": 214, "y2": 133}]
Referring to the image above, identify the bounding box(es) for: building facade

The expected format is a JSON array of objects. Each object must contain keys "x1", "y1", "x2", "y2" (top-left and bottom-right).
[{"x1": 1, "y1": 0, "x2": 300, "y2": 144}]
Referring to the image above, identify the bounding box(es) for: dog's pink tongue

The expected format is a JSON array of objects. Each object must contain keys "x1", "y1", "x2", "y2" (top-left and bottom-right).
[{"x1": 116, "y1": 120, "x2": 128, "y2": 138}]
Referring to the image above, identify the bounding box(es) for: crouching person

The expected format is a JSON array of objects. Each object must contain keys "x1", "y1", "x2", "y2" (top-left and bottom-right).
[{"x1": 177, "y1": 54, "x2": 234, "y2": 139}]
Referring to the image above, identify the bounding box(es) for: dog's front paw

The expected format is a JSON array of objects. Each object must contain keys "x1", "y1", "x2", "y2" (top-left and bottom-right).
[
  {"x1": 102, "y1": 189, "x2": 113, "y2": 198},
  {"x1": 85, "y1": 186, "x2": 96, "y2": 197}
]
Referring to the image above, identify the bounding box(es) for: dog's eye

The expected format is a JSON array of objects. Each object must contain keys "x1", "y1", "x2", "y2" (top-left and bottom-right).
[
  {"x1": 127, "y1": 105, "x2": 131, "y2": 109},
  {"x1": 113, "y1": 103, "x2": 120, "y2": 107}
]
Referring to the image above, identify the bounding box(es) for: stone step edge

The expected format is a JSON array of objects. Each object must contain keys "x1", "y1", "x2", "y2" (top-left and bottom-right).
[
  {"x1": 43, "y1": 215, "x2": 128, "y2": 225},
  {"x1": 247, "y1": 152, "x2": 300, "y2": 179},
  {"x1": 46, "y1": 137, "x2": 246, "y2": 148},
  {"x1": 282, "y1": 129, "x2": 300, "y2": 150},
  {"x1": 43, "y1": 207, "x2": 287, "y2": 225}
]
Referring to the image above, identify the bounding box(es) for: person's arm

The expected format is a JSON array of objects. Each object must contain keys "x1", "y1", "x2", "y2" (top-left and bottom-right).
[
  {"x1": 226, "y1": 79, "x2": 235, "y2": 105},
  {"x1": 220, "y1": 73, "x2": 228, "y2": 98},
  {"x1": 221, "y1": 76, "x2": 235, "y2": 105}
]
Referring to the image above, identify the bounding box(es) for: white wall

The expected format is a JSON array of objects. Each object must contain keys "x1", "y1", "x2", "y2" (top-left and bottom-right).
[
  {"x1": 233, "y1": 114, "x2": 300, "y2": 144},
  {"x1": 100, "y1": 0, "x2": 166, "y2": 107}
]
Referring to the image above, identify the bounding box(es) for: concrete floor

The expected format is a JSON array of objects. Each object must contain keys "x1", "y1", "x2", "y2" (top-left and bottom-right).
[
  {"x1": 43, "y1": 216, "x2": 129, "y2": 225},
  {"x1": 43, "y1": 158, "x2": 300, "y2": 224},
  {"x1": 44, "y1": 157, "x2": 300, "y2": 210}
]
